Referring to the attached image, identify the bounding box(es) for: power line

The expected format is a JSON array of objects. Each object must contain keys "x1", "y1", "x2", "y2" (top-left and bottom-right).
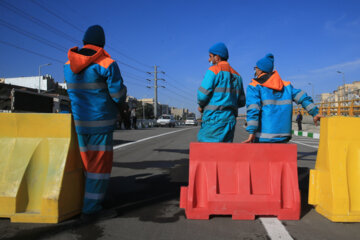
[
  {"x1": 123, "y1": 75, "x2": 147, "y2": 84},
  {"x1": 122, "y1": 71, "x2": 146, "y2": 80},
  {"x1": 0, "y1": 19, "x2": 67, "y2": 52},
  {"x1": 125, "y1": 81, "x2": 149, "y2": 88},
  {"x1": 107, "y1": 46, "x2": 153, "y2": 69},
  {"x1": 166, "y1": 81, "x2": 195, "y2": 98},
  {"x1": 163, "y1": 87, "x2": 196, "y2": 104},
  {"x1": 30, "y1": 0, "x2": 152, "y2": 70},
  {"x1": 0, "y1": 0, "x2": 80, "y2": 45},
  {"x1": 0, "y1": 40, "x2": 63, "y2": 64},
  {"x1": 2, "y1": 0, "x2": 151, "y2": 76},
  {"x1": 164, "y1": 73, "x2": 196, "y2": 97},
  {"x1": 159, "y1": 89, "x2": 195, "y2": 106},
  {"x1": 30, "y1": 0, "x2": 83, "y2": 33},
  {"x1": 113, "y1": 57, "x2": 147, "y2": 73},
  {"x1": 1, "y1": 0, "x2": 193, "y2": 108}
]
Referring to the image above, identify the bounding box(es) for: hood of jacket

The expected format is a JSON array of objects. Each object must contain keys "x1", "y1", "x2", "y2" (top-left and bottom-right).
[
  {"x1": 67, "y1": 44, "x2": 111, "y2": 74},
  {"x1": 252, "y1": 70, "x2": 284, "y2": 91}
]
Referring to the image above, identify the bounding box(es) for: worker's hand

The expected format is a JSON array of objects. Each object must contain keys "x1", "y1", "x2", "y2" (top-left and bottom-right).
[
  {"x1": 198, "y1": 106, "x2": 203, "y2": 113},
  {"x1": 313, "y1": 114, "x2": 323, "y2": 126},
  {"x1": 243, "y1": 134, "x2": 255, "y2": 143}
]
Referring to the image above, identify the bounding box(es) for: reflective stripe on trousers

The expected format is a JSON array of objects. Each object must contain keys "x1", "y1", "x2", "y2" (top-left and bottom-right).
[{"x1": 77, "y1": 132, "x2": 113, "y2": 214}]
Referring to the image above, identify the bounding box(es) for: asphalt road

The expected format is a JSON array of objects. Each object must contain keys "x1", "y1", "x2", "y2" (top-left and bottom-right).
[{"x1": 1, "y1": 121, "x2": 360, "y2": 240}]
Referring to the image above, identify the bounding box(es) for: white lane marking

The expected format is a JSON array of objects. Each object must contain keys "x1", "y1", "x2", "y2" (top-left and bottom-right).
[
  {"x1": 113, "y1": 128, "x2": 194, "y2": 151},
  {"x1": 290, "y1": 140, "x2": 318, "y2": 149},
  {"x1": 291, "y1": 139, "x2": 319, "y2": 143},
  {"x1": 260, "y1": 217, "x2": 293, "y2": 240}
]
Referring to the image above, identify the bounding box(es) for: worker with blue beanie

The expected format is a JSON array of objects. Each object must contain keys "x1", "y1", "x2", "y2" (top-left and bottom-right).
[
  {"x1": 209, "y1": 42, "x2": 229, "y2": 60},
  {"x1": 244, "y1": 53, "x2": 322, "y2": 143},
  {"x1": 197, "y1": 42, "x2": 245, "y2": 142},
  {"x1": 64, "y1": 25, "x2": 127, "y2": 221},
  {"x1": 82, "y1": 25, "x2": 105, "y2": 47},
  {"x1": 256, "y1": 53, "x2": 274, "y2": 73}
]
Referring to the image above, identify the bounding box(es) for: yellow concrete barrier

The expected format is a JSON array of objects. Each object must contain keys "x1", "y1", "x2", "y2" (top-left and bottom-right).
[
  {"x1": 308, "y1": 116, "x2": 360, "y2": 222},
  {"x1": 0, "y1": 113, "x2": 84, "y2": 223}
]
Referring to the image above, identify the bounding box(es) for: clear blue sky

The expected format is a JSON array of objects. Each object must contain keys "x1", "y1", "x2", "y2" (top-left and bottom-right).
[{"x1": 1, "y1": 0, "x2": 360, "y2": 116}]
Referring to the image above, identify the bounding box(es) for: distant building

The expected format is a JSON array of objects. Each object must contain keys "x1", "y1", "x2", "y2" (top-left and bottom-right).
[
  {"x1": 58, "y1": 82, "x2": 67, "y2": 90},
  {"x1": 170, "y1": 107, "x2": 189, "y2": 120},
  {"x1": 187, "y1": 112, "x2": 196, "y2": 118},
  {"x1": 138, "y1": 98, "x2": 162, "y2": 115},
  {"x1": 321, "y1": 81, "x2": 360, "y2": 103},
  {"x1": 138, "y1": 98, "x2": 193, "y2": 118},
  {"x1": 138, "y1": 98, "x2": 154, "y2": 105},
  {"x1": 160, "y1": 104, "x2": 169, "y2": 115},
  {"x1": 4, "y1": 75, "x2": 56, "y2": 91},
  {"x1": 126, "y1": 96, "x2": 138, "y2": 109}
]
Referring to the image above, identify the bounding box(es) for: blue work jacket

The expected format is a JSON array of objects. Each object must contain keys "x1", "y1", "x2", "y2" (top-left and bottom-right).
[
  {"x1": 246, "y1": 71, "x2": 318, "y2": 142},
  {"x1": 64, "y1": 44, "x2": 126, "y2": 134},
  {"x1": 197, "y1": 61, "x2": 245, "y2": 142}
]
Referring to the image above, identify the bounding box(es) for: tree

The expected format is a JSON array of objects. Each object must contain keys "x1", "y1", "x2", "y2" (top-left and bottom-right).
[{"x1": 136, "y1": 102, "x2": 154, "y2": 119}]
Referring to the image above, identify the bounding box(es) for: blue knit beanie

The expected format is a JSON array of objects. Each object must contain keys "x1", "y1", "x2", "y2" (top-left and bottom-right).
[
  {"x1": 256, "y1": 53, "x2": 274, "y2": 73},
  {"x1": 209, "y1": 42, "x2": 229, "y2": 60},
  {"x1": 83, "y1": 25, "x2": 105, "y2": 47}
]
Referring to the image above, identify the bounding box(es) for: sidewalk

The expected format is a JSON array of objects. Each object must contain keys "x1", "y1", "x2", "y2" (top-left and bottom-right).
[{"x1": 292, "y1": 122, "x2": 320, "y2": 139}]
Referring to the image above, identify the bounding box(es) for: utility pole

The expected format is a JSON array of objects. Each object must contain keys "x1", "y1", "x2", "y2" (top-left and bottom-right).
[
  {"x1": 154, "y1": 65, "x2": 158, "y2": 118},
  {"x1": 147, "y1": 65, "x2": 165, "y2": 118}
]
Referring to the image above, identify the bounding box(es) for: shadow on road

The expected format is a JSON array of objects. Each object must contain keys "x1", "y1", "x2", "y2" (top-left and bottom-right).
[
  {"x1": 113, "y1": 139, "x2": 134, "y2": 145},
  {"x1": 108, "y1": 158, "x2": 189, "y2": 223},
  {"x1": 112, "y1": 158, "x2": 187, "y2": 170},
  {"x1": 297, "y1": 151, "x2": 318, "y2": 161},
  {"x1": 153, "y1": 149, "x2": 189, "y2": 155},
  {"x1": 298, "y1": 167, "x2": 313, "y2": 218}
]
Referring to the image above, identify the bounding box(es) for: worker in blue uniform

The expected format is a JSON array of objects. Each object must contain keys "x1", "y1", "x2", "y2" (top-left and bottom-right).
[
  {"x1": 197, "y1": 42, "x2": 246, "y2": 142},
  {"x1": 244, "y1": 53, "x2": 321, "y2": 143},
  {"x1": 64, "y1": 25, "x2": 127, "y2": 221}
]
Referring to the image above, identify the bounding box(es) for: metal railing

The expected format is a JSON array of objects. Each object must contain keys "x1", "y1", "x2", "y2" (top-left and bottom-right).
[{"x1": 293, "y1": 99, "x2": 360, "y2": 117}]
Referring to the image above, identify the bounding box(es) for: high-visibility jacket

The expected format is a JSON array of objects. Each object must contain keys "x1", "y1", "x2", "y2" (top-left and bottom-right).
[
  {"x1": 64, "y1": 44, "x2": 126, "y2": 134},
  {"x1": 246, "y1": 71, "x2": 318, "y2": 143},
  {"x1": 197, "y1": 61, "x2": 245, "y2": 142}
]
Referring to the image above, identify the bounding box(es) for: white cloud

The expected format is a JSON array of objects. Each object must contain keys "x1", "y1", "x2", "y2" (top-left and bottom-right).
[
  {"x1": 324, "y1": 15, "x2": 360, "y2": 37},
  {"x1": 324, "y1": 14, "x2": 347, "y2": 32},
  {"x1": 285, "y1": 58, "x2": 360, "y2": 94},
  {"x1": 287, "y1": 58, "x2": 360, "y2": 80},
  {"x1": 310, "y1": 58, "x2": 360, "y2": 73}
]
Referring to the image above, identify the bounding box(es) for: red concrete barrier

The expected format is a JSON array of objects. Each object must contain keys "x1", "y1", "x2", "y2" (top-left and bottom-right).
[{"x1": 180, "y1": 143, "x2": 300, "y2": 220}]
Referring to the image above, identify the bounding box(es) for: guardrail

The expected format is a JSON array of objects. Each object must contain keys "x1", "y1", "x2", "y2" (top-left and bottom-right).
[{"x1": 293, "y1": 99, "x2": 360, "y2": 117}]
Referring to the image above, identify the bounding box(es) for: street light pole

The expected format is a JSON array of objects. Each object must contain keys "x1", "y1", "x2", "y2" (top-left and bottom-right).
[
  {"x1": 336, "y1": 71, "x2": 345, "y2": 100},
  {"x1": 142, "y1": 101, "x2": 145, "y2": 120},
  {"x1": 308, "y1": 83, "x2": 314, "y2": 100},
  {"x1": 38, "y1": 63, "x2": 51, "y2": 93}
]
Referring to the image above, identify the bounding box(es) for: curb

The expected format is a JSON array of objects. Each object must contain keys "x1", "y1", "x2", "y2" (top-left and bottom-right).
[{"x1": 292, "y1": 130, "x2": 320, "y2": 139}]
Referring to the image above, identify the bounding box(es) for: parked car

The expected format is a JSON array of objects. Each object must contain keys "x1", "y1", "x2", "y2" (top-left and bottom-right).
[
  {"x1": 157, "y1": 114, "x2": 176, "y2": 127},
  {"x1": 185, "y1": 117, "x2": 198, "y2": 126}
]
